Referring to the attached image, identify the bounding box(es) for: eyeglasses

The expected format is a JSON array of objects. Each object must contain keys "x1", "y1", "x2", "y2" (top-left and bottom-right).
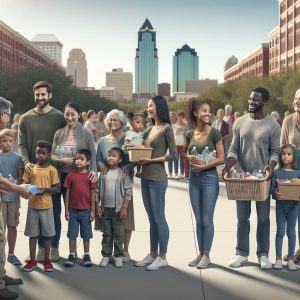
[
  {"x1": 109, "y1": 119, "x2": 120, "y2": 124},
  {"x1": 1, "y1": 111, "x2": 11, "y2": 117}
]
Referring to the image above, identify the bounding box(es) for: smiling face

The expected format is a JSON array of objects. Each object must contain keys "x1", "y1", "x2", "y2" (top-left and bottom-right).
[
  {"x1": 34, "y1": 87, "x2": 52, "y2": 109},
  {"x1": 64, "y1": 106, "x2": 80, "y2": 129},
  {"x1": 107, "y1": 113, "x2": 122, "y2": 132},
  {"x1": 194, "y1": 103, "x2": 212, "y2": 124},
  {"x1": 248, "y1": 91, "x2": 264, "y2": 113},
  {"x1": 0, "y1": 135, "x2": 14, "y2": 152},
  {"x1": 281, "y1": 147, "x2": 294, "y2": 168},
  {"x1": 147, "y1": 99, "x2": 157, "y2": 119},
  {"x1": 293, "y1": 93, "x2": 300, "y2": 113}
]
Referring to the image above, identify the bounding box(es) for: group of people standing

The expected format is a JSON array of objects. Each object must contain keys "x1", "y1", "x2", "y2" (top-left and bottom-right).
[{"x1": 0, "y1": 80, "x2": 299, "y2": 299}]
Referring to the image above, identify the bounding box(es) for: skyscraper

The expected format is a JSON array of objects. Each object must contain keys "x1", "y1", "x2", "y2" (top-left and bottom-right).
[
  {"x1": 66, "y1": 49, "x2": 88, "y2": 88},
  {"x1": 135, "y1": 19, "x2": 158, "y2": 94},
  {"x1": 173, "y1": 44, "x2": 199, "y2": 92}
]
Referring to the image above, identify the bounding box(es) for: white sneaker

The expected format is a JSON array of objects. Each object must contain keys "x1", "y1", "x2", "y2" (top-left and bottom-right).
[
  {"x1": 188, "y1": 255, "x2": 202, "y2": 267},
  {"x1": 122, "y1": 251, "x2": 131, "y2": 263},
  {"x1": 273, "y1": 260, "x2": 283, "y2": 270},
  {"x1": 99, "y1": 257, "x2": 110, "y2": 267},
  {"x1": 196, "y1": 256, "x2": 211, "y2": 269},
  {"x1": 50, "y1": 248, "x2": 60, "y2": 262},
  {"x1": 229, "y1": 255, "x2": 248, "y2": 268},
  {"x1": 175, "y1": 175, "x2": 184, "y2": 180},
  {"x1": 287, "y1": 260, "x2": 298, "y2": 271},
  {"x1": 115, "y1": 257, "x2": 123, "y2": 268},
  {"x1": 259, "y1": 256, "x2": 272, "y2": 270},
  {"x1": 134, "y1": 254, "x2": 156, "y2": 267},
  {"x1": 146, "y1": 257, "x2": 168, "y2": 271}
]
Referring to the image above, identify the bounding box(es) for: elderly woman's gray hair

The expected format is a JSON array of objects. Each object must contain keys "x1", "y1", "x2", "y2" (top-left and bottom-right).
[
  {"x1": 104, "y1": 109, "x2": 127, "y2": 129},
  {"x1": 224, "y1": 104, "x2": 232, "y2": 114}
]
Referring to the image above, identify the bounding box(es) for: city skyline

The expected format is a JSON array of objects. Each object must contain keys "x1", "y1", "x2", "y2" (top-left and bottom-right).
[{"x1": 1, "y1": 0, "x2": 278, "y2": 90}]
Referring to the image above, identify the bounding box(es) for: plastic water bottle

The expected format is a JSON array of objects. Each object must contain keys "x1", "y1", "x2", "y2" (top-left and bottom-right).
[
  {"x1": 191, "y1": 147, "x2": 198, "y2": 156},
  {"x1": 55, "y1": 146, "x2": 62, "y2": 157},
  {"x1": 231, "y1": 170, "x2": 238, "y2": 178},
  {"x1": 66, "y1": 148, "x2": 73, "y2": 158},
  {"x1": 60, "y1": 147, "x2": 67, "y2": 157},
  {"x1": 208, "y1": 150, "x2": 217, "y2": 162},
  {"x1": 256, "y1": 170, "x2": 264, "y2": 179},
  {"x1": 8, "y1": 174, "x2": 17, "y2": 183},
  {"x1": 201, "y1": 147, "x2": 210, "y2": 164}
]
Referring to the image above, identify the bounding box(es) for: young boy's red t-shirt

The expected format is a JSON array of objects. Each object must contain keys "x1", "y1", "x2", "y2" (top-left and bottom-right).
[{"x1": 64, "y1": 171, "x2": 96, "y2": 209}]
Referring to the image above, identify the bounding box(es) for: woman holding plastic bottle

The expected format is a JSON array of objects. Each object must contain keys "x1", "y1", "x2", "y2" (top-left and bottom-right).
[{"x1": 182, "y1": 98, "x2": 224, "y2": 269}]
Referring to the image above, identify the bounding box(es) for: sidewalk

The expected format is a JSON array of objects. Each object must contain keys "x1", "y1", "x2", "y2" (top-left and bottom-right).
[{"x1": 4, "y1": 178, "x2": 300, "y2": 300}]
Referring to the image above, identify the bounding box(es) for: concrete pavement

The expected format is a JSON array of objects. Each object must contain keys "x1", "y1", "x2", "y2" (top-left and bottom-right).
[{"x1": 4, "y1": 178, "x2": 300, "y2": 300}]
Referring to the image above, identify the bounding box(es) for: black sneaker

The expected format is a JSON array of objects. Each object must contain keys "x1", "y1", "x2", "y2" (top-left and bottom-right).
[
  {"x1": 82, "y1": 254, "x2": 92, "y2": 267},
  {"x1": 64, "y1": 254, "x2": 76, "y2": 267}
]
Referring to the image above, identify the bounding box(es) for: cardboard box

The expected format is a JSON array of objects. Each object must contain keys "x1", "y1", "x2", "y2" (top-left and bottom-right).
[
  {"x1": 128, "y1": 147, "x2": 153, "y2": 162},
  {"x1": 278, "y1": 182, "x2": 300, "y2": 201}
]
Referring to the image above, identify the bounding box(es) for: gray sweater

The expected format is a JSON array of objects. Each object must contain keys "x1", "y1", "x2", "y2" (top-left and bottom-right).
[
  {"x1": 228, "y1": 114, "x2": 281, "y2": 172},
  {"x1": 97, "y1": 168, "x2": 132, "y2": 213}
]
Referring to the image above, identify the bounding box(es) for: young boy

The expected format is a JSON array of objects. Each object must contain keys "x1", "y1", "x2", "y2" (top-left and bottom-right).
[
  {"x1": 22, "y1": 141, "x2": 60, "y2": 272},
  {"x1": 0, "y1": 129, "x2": 24, "y2": 265},
  {"x1": 64, "y1": 149, "x2": 96, "y2": 268},
  {"x1": 98, "y1": 147, "x2": 132, "y2": 268}
]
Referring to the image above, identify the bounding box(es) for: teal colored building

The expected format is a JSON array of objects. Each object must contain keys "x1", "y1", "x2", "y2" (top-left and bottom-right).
[
  {"x1": 173, "y1": 44, "x2": 199, "y2": 92},
  {"x1": 135, "y1": 19, "x2": 158, "y2": 94}
]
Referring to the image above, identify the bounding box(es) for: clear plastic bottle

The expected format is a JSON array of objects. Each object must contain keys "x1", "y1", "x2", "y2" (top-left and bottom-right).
[
  {"x1": 55, "y1": 146, "x2": 61, "y2": 157},
  {"x1": 256, "y1": 170, "x2": 264, "y2": 179},
  {"x1": 66, "y1": 148, "x2": 73, "y2": 158},
  {"x1": 8, "y1": 174, "x2": 17, "y2": 183},
  {"x1": 191, "y1": 147, "x2": 198, "y2": 156},
  {"x1": 201, "y1": 147, "x2": 210, "y2": 164},
  {"x1": 231, "y1": 170, "x2": 238, "y2": 178},
  {"x1": 208, "y1": 150, "x2": 217, "y2": 162},
  {"x1": 60, "y1": 147, "x2": 67, "y2": 157}
]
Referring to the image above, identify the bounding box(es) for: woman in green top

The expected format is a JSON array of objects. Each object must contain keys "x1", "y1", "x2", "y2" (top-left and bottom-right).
[
  {"x1": 134, "y1": 96, "x2": 177, "y2": 271},
  {"x1": 182, "y1": 98, "x2": 224, "y2": 269}
]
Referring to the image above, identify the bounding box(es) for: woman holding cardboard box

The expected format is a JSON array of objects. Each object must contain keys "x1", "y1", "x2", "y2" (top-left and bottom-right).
[
  {"x1": 134, "y1": 96, "x2": 177, "y2": 271},
  {"x1": 280, "y1": 89, "x2": 300, "y2": 263}
]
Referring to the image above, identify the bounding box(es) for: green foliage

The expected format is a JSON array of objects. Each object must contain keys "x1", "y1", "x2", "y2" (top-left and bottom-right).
[
  {"x1": 117, "y1": 100, "x2": 145, "y2": 114},
  {"x1": 0, "y1": 67, "x2": 117, "y2": 114}
]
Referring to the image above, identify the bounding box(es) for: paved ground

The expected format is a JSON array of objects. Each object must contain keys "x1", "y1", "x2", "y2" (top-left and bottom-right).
[{"x1": 4, "y1": 178, "x2": 300, "y2": 300}]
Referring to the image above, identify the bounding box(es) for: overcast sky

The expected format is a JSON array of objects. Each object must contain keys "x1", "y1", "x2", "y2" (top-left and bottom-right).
[{"x1": 1, "y1": 0, "x2": 279, "y2": 90}]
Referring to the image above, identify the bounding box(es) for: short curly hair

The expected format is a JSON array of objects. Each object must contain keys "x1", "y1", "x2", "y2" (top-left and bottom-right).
[{"x1": 104, "y1": 109, "x2": 127, "y2": 130}]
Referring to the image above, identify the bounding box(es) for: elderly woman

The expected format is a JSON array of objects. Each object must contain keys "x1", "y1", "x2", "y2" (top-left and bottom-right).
[
  {"x1": 84, "y1": 110, "x2": 97, "y2": 142},
  {"x1": 50, "y1": 101, "x2": 97, "y2": 261},
  {"x1": 212, "y1": 108, "x2": 229, "y2": 146},
  {"x1": 223, "y1": 104, "x2": 234, "y2": 161},
  {"x1": 281, "y1": 89, "x2": 300, "y2": 262},
  {"x1": 96, "y1": 109, "x2": 134, "y2": 263}
]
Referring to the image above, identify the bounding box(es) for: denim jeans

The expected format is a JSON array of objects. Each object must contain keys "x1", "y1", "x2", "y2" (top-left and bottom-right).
[
  {"x1": 174, "y1": 146, "x2": 184, "y2": 175},
  {"x1": 236, "y1": 199, "x2": 270, "y2": 257},
  {"x1": 168, "y1": 160, "x2": 175, "y2": 176},
  {"x1": 276, "y1": 202, "x2": 298, "y2": 257},
  {"x1": 189, "y1": 172, "x2": 219, "y2": 252},
  {"x1": 141, "y1": 179, "x2": 169, "y2": 254},
  {"x1": 298, "y1": 203, "x2": 300, "y2": 245}
]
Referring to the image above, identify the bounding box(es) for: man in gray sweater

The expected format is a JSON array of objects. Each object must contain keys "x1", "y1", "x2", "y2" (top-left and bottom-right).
[{"x1": 222, "y1": 87, "x2": 281, "y2": 269}]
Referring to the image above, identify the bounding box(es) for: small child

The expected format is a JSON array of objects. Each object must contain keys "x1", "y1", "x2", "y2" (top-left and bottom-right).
[
  {"x1": 64, "y1": 149, "x2": 96, "y2": 268},
  {"x1": 270, "y1": 144, "x2": 300, "y2": 271},
  {"x1": 123, "y1": 111, "x2": 146, "y2": 177},
  {"x1": 97, "y1": 147, "x2": 132, "y2": 268},
  {"x1": 0, "y1": 129, "x2": 24, "y2": 265},
  {"x1": 22, "y1": 141, "x2": 60, "y2": 272}
]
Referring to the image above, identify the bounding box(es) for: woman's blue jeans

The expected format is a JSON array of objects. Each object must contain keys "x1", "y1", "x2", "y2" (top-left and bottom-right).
[
  {"x1": 275, "y1": 202, "x2": 298, "y2": 257},
  {"x1": 189, "y1": 172, "x2": 219, "y2": 252},
  {"x1": 141, "y1": 179, "x2": 169, "y2": 254}
]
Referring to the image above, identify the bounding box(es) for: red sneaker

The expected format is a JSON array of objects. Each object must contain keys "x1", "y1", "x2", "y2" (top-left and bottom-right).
[
  {"x1": 23, "y1": 260, "x2": 37, "y2": 272},
  {"x1": 43, "y1": 260, "x2": 54, "y2": 272}
]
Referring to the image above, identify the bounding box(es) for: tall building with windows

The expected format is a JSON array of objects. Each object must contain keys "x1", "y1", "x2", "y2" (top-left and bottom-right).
[
  {"x1": 135, "y1": 19, "x2": 158, "y2": 94},
  {"x1": 106, "y1": 68, "x2": 133, "y2": 100},
  {"x1": 31, "y1": 34, "x2": 63, "y2": 65},
  {"x1": 173, "y1": 44, "x2": 199, "y2": 92},
  {"x1": 66, "y1": 49, "x2": 88, "y2": 88}
]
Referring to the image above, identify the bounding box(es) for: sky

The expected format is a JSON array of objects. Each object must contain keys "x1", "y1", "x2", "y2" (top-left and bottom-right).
[{"x1": 1, "y1": 0, "x2": 279, "y2": 91}]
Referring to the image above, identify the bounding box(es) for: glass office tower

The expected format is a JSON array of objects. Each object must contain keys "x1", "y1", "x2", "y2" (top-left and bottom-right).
[
  {"x1": 135, "y1": 19, "x2": 158, "y2": 94},
  {"x1": 173, "y1": 44, "x2": 199, "y2": 92}
]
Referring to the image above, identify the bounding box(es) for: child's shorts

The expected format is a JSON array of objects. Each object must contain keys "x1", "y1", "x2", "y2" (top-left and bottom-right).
[
  {"x1": 1, "y1": 201, "x2": 20, "y2": 228},
  {"x1": 24, "y1": 207, "x2": 55, "y2": 238},
  {"x1": 67, "y1": 208, "x2": 93, "y2": 240}
]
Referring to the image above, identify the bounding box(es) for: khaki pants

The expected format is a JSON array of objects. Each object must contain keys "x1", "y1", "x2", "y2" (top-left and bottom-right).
[{"x1": 0, "y1": 207, "x2": 6, "y2": 289}]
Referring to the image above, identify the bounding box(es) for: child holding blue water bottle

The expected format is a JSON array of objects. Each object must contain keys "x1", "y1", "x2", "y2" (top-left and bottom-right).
[{"x1": 271, "y1": 144, "x2": 300, "y2": 271}]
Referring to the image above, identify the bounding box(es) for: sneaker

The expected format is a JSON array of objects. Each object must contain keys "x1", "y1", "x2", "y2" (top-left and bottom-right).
[
  {"x1": 50, "y1": 248, "x2": 60, "y2": 262},
  {"x1": 7, "y1": 254, "x2": 21, "y2": 266},
  {"x1": 146, "y1": 257, "x2": 168, "y2": 271},
  {"x1": 43, "y1": 260, "x2": 54, "y2": 272},
  {"x1": 259, "y1": 256, "x2": 272, "y2": 270},
  {"x1": 188, "y1": 255, "x2": 202, "y2": 267},
  {"x1": 229, "y1": 255, "x2": 248, "y2": 268},
  {"x1": 0, "y1": 287, "x2": 18, "y2": 299},
  {"x1": 168, "y1": 174, "x2": 174, "y2": 179},
  {"x1": 287, "y1": 259, "x2": 298, "y2": 271},
  {"x1": 22, "y1": 260, "x2": 37, "y2": 272},
  {"x1": 134, "y1": 254, "x2": 156, "y2": 267},
  {"x1": 36, "y1": 247, "x2": 45, "y2": 262},
  {"x1": 24, "y1": 255, "x2": 30, "y2": 263},
  {"x1": 82, "y1": 254, "x2": 92, "y2": 267},
  {"x1": 99, "y1": 257, "x2": 110, "y2": 267},
  {"x1": 115, "y1": 257, "x2": 123, "y2": 268},
  {"x1": 64, "y1": 254, "x2": 76, "y2": 268},
  {"x1": 273, "y1": 260, "x2": 283, "y2": 270},
  {"x1": 175, "y1": 175, "x2": 184, "y2": 180},
  {"x1": 122, "y1": 251, "x2": 131, "y2": 263},
  {"x1": 4, "y1": 276, "x2": 22, "y2": 286},
  {"x1": 196, "y1": 256, "x2": 211, "y2": 269}
]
